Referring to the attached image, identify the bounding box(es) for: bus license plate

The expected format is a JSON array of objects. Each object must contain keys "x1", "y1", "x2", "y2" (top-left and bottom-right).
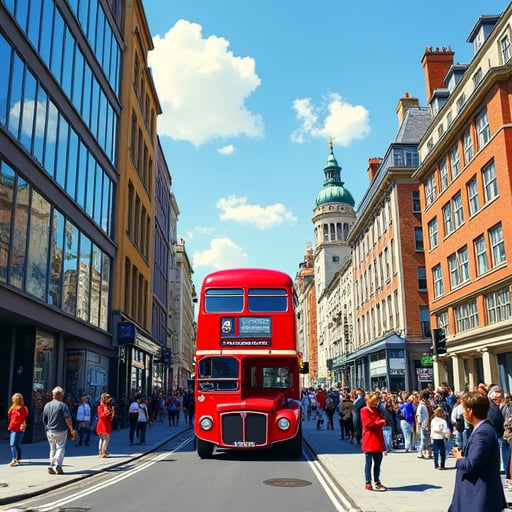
[{"x1": 234, "y1": 441, "x2": 255, "y2": 447}]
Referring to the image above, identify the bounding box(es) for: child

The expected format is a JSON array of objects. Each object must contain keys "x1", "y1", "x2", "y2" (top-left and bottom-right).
[{"x1": 430, "y1": 406, "x2": 451, "y2": 469}]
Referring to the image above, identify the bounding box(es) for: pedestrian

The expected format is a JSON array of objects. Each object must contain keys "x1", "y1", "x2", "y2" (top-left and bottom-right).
[
  {"x1": 325, "y1": 396, "x2": 336, "y2": 430},
  {"x1": 8, "y1": 392, "x2": 29, "y2": 467},
  {"x1": 430, "y1": 406, "x2": 451, "y2": 470},
  {"x1": 448, "y1": 391, "x2": 507, "y2": 512},
  {"x1": 128, "y1": 396, "x2": 140, "y2": 445},
  {"x1": 399, "y1": 395, "x2": 416, "y2": 452},
  {"x1": 315, "y1": 387, "x2": 327, "y2": 430},
  {"x1": 75, "y1": 395, "x2": 91, "y2": 447},
  {"x1": 96, "y1": 393, "x2": 114, "y2": 457},
  {"x1": 360, "y1": 391, "x2": 387, "y2": 491},
  {"x1": 42, "y1": 386, "x2": 76, "y2": 475},
  {"x1": 416, "y1": 390, "x2": 432, "y2": 459},
  {"x1": 166, "y1": 392, "x2": 180, "y2": 426},
  {"x1": 338, "y1": 393, "x2": 354, "y2": 440},
  {"x1": 352, "y1": 388, "x2": 365, "y2": 444},
  {"x1": 184, "y1": 388, "x2": 195, "y2": 427},
  {"x1": 135, "y1": 394, "x2": 150, "y2": 443}
]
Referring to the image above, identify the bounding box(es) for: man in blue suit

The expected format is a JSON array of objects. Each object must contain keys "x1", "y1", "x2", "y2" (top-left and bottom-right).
[{"x1": 448, "y1": 391, "x2": 507, "y2": 512}]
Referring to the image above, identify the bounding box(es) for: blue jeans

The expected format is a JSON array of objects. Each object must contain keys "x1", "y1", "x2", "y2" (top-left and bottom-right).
[
  {"x1": 500, "y1": 438, "x2": 511, "y2": 480},
  {"x1": 418, "y1": 427, "x2": 430, "y2": 455},
  {"x1": 10, "y1": 430, "x2": 24, "y2": 461},
  {"x1": 365, "y1": 451, "x2": 384, "y2": 484},
  {"x1": 432, "y1": 438, "x2": 446, "y2": 468},
  {"x1": 400, "y1": 420, "x2": 415, "y2": 450}
]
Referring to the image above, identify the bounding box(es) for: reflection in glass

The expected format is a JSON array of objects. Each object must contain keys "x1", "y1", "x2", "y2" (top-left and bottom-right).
[
  {"x1": 77, "y1": 232, "x2": 91, "y2": 322},
  {"x1": 27, "y1": 0, "x2": 43, "y2": 49},
  {"x1": 90, "y1": 244, "x2": 101, "y2": 327},
  {"x1": 9, "y1": 175, "x2": 29, "y2": 289},
  {"x1": 76, "y1": 141, "x2": 87, "y2": 209},
  {"x1": 62, "y1": 220, "x2": 78, "y2": 315},
  {"x1": 94, "y1": 163, "x2": 103, "y2": 226},
  {"x1": 26, "y1": 189, "x2": 50, "y2": 300},
  {"x1": 44, "y1": 100, "x2": 58, "y2": 177},
  {"x1": 85, "y1": 153, "x2": 95, "y2": 217},
  {"x1": 39, "y1": 0, "x2": 53, "y2": 66},
  {"x1": 100, "y1": 252, "x2": 110, "y2": 331},
  {"x1": 48, "y1": 210, "x2": 64, "y2": 307},
  {"x1": 50, "y1": 7, "x2": 64, "y2": 81},
  {"x1": 20, "y1": 68, "x2": 37, "y2": 152},
  {"x1": 33, "y1": 85, "x2": 47, "y2": 167},
  {"x1": 55, "y1": 116, "x2": 69, "y2": 187},
  {"x1": 0, "y1": 34, "x2": 12, "y2": 125},
  {"x1": 81, "y1": 65, "x2": 92, "y2": 127},
  {"x1": 7, "y1": 53, "x2": 24, "y2": 139},
  {"x1": 0, "y1": 162, "x2": 15, "y2": 282},
  {"x1": 90, "y1": 80, "x2": 99, "y2": 141},
  {"x1": 61, "y1": 27, "x2": 75, "y2": 99},
  {"x1": 66, "y1": 128, "x2": 79, "y2": 199},
  {"x1": 101, "y1": 174, "x2": 112, "y2": 234},
  {"x1": 72, "y1": 48, "x2": 84, "y2": 111}
]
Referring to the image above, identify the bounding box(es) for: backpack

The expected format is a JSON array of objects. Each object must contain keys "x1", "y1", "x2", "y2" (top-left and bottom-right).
[{"x1": 455, "y1": 414, "x2": 465, "y2": 433}]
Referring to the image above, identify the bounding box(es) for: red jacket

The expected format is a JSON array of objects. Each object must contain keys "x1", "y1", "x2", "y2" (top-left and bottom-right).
[{"x1": 360, "y1": 405, "x2": 386, "y2": 453}]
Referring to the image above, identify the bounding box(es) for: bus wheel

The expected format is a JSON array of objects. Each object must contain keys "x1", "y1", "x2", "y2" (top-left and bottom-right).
[
  {"x1": 197, "y1": 437, "x2": 214, "y2": 459},
  {"x1": 289, "y1": 424, "x2": 303, "y2": 459}
]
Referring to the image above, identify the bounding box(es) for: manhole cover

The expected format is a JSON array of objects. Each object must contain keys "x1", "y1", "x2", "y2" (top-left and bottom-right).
[{"x1": 263, "y1": 478, "x2": 312, "y2": 488}]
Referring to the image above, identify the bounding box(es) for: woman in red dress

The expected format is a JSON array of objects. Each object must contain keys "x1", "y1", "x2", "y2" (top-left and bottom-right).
[
  {"x1": 8, "y1": 393, "x2": 29, "y2": 466},
  {"x1": 360, "y1": 392, "x2": 387, "y2": 492},
  {"x1": 96, "y1": 393, "x2": 114, "y2": 458}
]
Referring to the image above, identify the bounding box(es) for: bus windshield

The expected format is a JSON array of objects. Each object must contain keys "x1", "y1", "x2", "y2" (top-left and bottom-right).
[{"x1": 198, "y1": 356, "x2": 239, "y2": 392}]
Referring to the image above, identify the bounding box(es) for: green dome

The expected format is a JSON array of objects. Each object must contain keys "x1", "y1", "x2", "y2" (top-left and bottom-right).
[{"x1": 315, "y1": 142, "x2": 355, "y2": 207}]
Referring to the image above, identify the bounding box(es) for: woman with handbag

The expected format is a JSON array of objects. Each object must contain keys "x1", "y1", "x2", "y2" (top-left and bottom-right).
[
  {"x1": 96, "y1": 393, "x2": 114, "y2": 458},
  {"x1": 8, "y1": 393, "x2": 29, "y2": 467}
]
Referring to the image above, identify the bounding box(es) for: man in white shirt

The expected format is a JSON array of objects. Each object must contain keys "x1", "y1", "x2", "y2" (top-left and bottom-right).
[{"x1": 75, "y1": 395, "x2": 91, "y2": 446}]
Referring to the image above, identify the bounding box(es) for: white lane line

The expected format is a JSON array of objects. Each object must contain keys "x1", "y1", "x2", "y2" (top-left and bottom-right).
[
  {"x1": 304, "y1": 448, "x2": 360, "y2": 512},
  {"x1": 37, "y1": 436, "x2": 194, "y2": 512}
]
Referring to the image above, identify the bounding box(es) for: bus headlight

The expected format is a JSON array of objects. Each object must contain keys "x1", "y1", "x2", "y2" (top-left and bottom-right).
[
  {"x1": 277, "y1": 417, "x2": 290, "y2": 430},
  {"x1": 199, "y1": 416, "x2": 213, "y2": 431}
]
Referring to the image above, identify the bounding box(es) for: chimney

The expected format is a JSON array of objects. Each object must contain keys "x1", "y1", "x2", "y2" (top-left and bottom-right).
[
  {"x1": 367, "y1": 157, "x2": 382, "y2": 182},
  {"x1": 396, "y1": 92, "x2": 420, "y2": 125},
  {"x1": 421, "y1": 46, "x2": 454, "y2": 102}
]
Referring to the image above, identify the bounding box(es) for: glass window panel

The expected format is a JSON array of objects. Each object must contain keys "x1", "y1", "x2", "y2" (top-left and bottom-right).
[
  {"x1": 20, "y1": 68, "x2": 37, "y2": 153},
  {"x1": 66, "y1": 128, "x2": 79, "y2": 199},
  {"x1": 77, "y1": 232, "x2": 91, "y2": 321},
  {"x1": 88, "y1": 1, "x2": 98, "y2": 51},
  {"x1": 90, "y1": 80, "x2": 99, "y2": 138},
  {"x1": 4, "y1": 0, "x2": 14, "y2": 14},
  {"x1": 85, "y1": 154, "x2": 95, "y2": 217},
  {"x1": 61, "y1": 27, "x2": 75, "y2": 99},
  {"x1": 77, "y1": 0, "x2": 89, "y2": 31},
  {"x1": 100, "y1": 252, "x2": 110, "y2": 330},
  {"x1": 27, "y1": 0, "x2": 43, "y2": 50},
  {"x1": 39, "y1": 0, "x2": 53, "y2": 66},
  {"x1": 33, "y1": 85, "x2": 47, "y2": 167},
  {"x1": 26, "y1": 189, "x2": 50, "y2": 300},
  {"x1": 96, "y1": 7, "x2": 105, "y2": 70},
  {"x1": 72, "y1": 48, "x2": 84, "y2": 111},
  {"x1": 110, "y1": 35, "x2": 120, "y2": 95},
  {"x1": 103, "y1": 30, "x2": 113, "y2": 83},
  {"x1": 50, "y1": 8, "x2": 64, "y2": 81},
  {"x1": 62, "y1": 219, "x2": 78, "y2": 315},
  {"x1": 15, "y1": 0, "x2": 29, "y2": 32},
  {"x1": 0, "y1": 162, "x2": 16, "y2": 282},
  {"x1": 97, "y1": 90, "x2": 107, "y2": 151},
  {"x1": 101, "y1": 174, "x2": 112, "y2": 234},
  {"x1": 0, "y1": 35, "x2": 13, "y2": 125},
  {"x1": 76, "y1": 141, "x2": 88, "y2": 209},
  {"x1": 81, "y1": 65, "x2": 92, "y2": 126},
  {"x1": 93, "y1": 164, "x2": 103, "y2": 225},
  {"x1": 90, "y1": 244, "x2": 101, "y2": 327},
  {"x1": 44, "y1": 99, "x2": 58, "y2": 177},
  {"x1": 55, "y1": 116, "x2": 69, "y2": 187},
  {"x1": 9, "y1": 175, "x2": 30, "y2": 289},
  {"x1": 7, "y1": 53, "x2": 24, "y2": 139},
  {"x1": 48, "y1": 209, "x2": 64, "y2": 306}
]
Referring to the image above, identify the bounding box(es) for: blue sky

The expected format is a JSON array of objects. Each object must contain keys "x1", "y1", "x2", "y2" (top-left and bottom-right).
[{"x1": 143, "y1": 0, "x2": 510, "y2": 290}]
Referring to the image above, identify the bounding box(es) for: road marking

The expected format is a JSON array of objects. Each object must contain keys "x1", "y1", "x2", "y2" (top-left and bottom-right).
[{"x1": 36, "y1": 436, "x2": 193, "y2": 512}]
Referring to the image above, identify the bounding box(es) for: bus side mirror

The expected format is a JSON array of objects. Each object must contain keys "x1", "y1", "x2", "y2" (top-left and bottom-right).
[{"x1": 300, "y1": 362, "x2": 309, "y2": 374}]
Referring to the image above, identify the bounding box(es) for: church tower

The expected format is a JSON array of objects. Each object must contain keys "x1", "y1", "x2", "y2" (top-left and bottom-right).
[{"x1": 312, "y1": 139, "x2": 356, "y2": 298}]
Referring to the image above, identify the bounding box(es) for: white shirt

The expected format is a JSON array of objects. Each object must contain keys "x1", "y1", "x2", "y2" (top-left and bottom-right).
[{"x1": 76, "y1": 402, "x2": 91, "y2": 421}]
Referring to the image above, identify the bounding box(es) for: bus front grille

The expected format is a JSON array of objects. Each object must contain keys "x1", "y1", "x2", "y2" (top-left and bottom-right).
[{"x1": 221, "y1": 412, "x2": 267, "y2": 446}]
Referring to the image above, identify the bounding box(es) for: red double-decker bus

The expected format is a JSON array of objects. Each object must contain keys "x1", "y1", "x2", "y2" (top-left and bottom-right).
[{"x1": 193, "y1": 268, "x2": 308, "y2": 459}]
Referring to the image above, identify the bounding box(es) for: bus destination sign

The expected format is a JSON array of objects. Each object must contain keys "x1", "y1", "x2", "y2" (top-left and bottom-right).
[{"x1": 220, "y1": 316, "x2": 272, "y2": 346}]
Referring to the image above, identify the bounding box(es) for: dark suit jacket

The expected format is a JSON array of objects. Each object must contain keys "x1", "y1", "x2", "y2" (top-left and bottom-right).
[{"x1": 448, "y1": 419, "x2": 507, "y2": 512}]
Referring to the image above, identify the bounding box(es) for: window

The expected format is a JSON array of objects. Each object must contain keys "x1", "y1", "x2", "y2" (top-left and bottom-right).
[
  {"x1": 450, "y1": 145, "x2": 461, "y2": 178},
  {"x1": 414, "y1": 227, "x2": 424, "y2": 251},
  {"x1": 417, "y1": 267, "x2": 427, "y2": 291},
  {"x1": 456, "y1": 93, "x2": 466, "y2": 113},
  {"x1": 412, "y1": 191, "x2": 421, "y2": 212},
  {"x1": 474, "y1": 235, "x2": 488, "y2": 276},
  {"x1": 466, "y1": 177, "x2": 480, "y2": 216},
  {"x1": 433, "y1": 265, "x2": 444, "y2": 298},
  {"x1": 453, "y1": 192, "x2": 464, "y2": 229},
  {"x1": 454, "y1": 300, "x2": 479, "y2": 333},
  {"x1": 448, "y1": 246, "x2": 469, "y2": 289},
  {"x1": 425, "y1": 174, "x2": 436, "y2": 206},
  {"x1": 486, "y1": 288, "x2": 511, "y2": 325},
  {"x1": 482, "y1": 161, "x2": 498, "y2": 203},
  {"x1": 463, "y1": 127, "x2": 473, "y2": 164},
  {"x1": 489, "y1": 223, "x2": 506, "y2": 266},
  {"x1": 442, "y1": 202, "x2": 453, "y2": 236},
  {"x1": 437, "y1": 310, "x2": 449, "y2": 335},
  {"x1": 205, "y1": 288, "x2": 244, "y2": 313},
  {"x1": 428, "y1": 217, "x2": 439, "y2": 249},
  {"x1": 476, "y1": 109, "x2": 490, "y2": 148},
  {"x1": 459, "y1": 246, "x2": 470, "y2": 283},
  {"x1": 448, "y1": 254, "x2": 459, "y2": 288},
  {"x1": 473, "y1": 68, "x2": 483, "y2": 87},
  {"x1": 501, "y1": 35, "x2": 511, "y2": 63},
  {"x1": 439, "y1": 160, "x2": 449, "y2": 191},
  {"x1": 442, "y1": 194, "x2": 464, "y2": 235},
  {"x1": 248, "y1": 288, "x2": 288, "y2": 312}
]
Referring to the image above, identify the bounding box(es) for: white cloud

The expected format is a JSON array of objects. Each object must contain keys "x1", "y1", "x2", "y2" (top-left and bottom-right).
[
  {"x1": 217, "y1": 144, "x2": 235, "y2": 155},
  {"x1": 149, "y1": 20, "x2": 264, "y2": 146},
  {"x1": 193, "y1": 237, "x2": 247, "y2": 269},
  {"x1": 10, "y1": 100, "x2": 58, "y2": 142},
  {"x1": 291, "y1": 92, "x2": 370, "y2": 146},
  {"x1": 217, "y1": 195, "x2": 297, "y2": 230}
]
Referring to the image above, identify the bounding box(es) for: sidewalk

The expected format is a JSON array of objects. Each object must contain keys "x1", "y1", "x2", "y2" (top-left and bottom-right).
[
  {"x1": 0, "y1": 420, "x2": 191, "y2": 507},
  {"x1": 301, "y1": 418, "x2": 512, "y2": 512}
]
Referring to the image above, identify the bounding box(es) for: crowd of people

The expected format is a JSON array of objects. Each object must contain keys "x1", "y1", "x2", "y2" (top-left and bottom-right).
[{"x1": 301, "y1": 381, "x2": 512, "y2": 509}]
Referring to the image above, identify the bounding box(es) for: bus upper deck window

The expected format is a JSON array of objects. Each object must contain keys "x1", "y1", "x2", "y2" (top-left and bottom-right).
[
  {"x1": 248, "y1": 288, "x2": 288, "y2": 312},
  {"x1": 205, "y1": 288, "x2": 244, "y2": 312}
]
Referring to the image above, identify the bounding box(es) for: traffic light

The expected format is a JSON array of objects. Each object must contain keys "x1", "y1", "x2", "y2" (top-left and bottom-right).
[{"x1": 433, "y1": 328, "x2": 446, "y2": 355}]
